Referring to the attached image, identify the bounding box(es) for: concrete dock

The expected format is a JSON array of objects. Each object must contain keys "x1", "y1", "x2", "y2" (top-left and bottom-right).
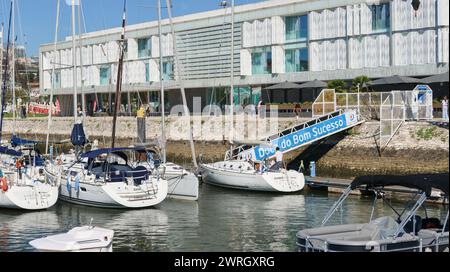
[{"x1": 305, "y1": 176, "x2": 448, "y2": 204}]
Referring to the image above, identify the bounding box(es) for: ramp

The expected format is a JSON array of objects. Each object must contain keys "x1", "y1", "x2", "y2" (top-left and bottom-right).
[{"x1": 226, "y1": 109, "x2": 363, "y2": 161}]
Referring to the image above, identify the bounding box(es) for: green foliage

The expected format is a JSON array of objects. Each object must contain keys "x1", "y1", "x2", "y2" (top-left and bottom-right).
[
  {"x1": 415, "y1": 127, "x2": 442, "y2": 141},
  {"x1": 327, "y1": 79, "x2": 346, "y2": 93},
  {"x1": 352, "y1": 75, "x2": 371, "y2": 91}
]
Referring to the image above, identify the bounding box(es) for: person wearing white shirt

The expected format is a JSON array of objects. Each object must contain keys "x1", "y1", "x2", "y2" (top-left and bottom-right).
[
  {"x1": 442, "y1": 96, "x2": 448, "y2": 121},
  {"x1": 271, "y1": 147, "x2": 283, "y2": 171}
]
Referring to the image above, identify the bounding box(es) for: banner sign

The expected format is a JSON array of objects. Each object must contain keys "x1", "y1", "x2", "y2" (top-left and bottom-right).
[{"x1": 249, "y1": 111, "x2": 359, "y2": 161}]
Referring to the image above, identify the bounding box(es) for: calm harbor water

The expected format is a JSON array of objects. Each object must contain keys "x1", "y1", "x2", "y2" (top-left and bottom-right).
[{"x1": 0, "y1": 184, "x2": 447, "y2": 252}]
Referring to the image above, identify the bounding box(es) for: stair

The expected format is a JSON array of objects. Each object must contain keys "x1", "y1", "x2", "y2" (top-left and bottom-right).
[{"x1": 226, "y1": 110, "x2": 364, "y2": 161}]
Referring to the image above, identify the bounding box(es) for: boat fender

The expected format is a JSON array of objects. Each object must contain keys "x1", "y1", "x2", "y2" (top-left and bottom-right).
[
  {"x1": 66, "y1": 175, "x2": 72, "y2": 192},
  {"x1": 1, "y1": 178, "x2": 8, "y2": 192},
  {"x1": 74, "y1": 175, "x2": 80, "y2": 192}
]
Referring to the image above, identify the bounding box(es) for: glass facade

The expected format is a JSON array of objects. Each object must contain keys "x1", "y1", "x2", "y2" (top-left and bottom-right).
[
  {"x1": 251, "y1": 47, "x2": 272, "y2": 75},
  {"x1": 285, "y1": 47, "x2": 309, "y2": 72},
  {"x1": 137, "y1": 38, "x2": 151, "y2": 58},
  {"x1": 371, "y1": 3, "x2": 390, "y2": 32},
  {"x1": 145, "y1": 63, "x2": 150, "y2": 82},
  {"x1": 206, "y1": 87, "x2": 228, "y2": 109},
  {"x1": 52, "y1": 71, "x2": 61, "y2": 89},
  {"x1": 162, "y1": 59, "x2": 174, "y2": 80},
  {"x1": 285, "y1": 15, "x2": 308, "y2": 41},
  {"x1": 99, "y1": 65, "x2": 111, "y2": 86}
]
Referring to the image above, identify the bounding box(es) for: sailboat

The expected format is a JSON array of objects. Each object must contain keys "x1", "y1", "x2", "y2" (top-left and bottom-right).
[
  {"x1": 0, "y1": 0, "x2": 59, "y2": 210},
  {"x1": 138, "y1": 0, "x2": 198, "y2": 201},
  {"x1": 44, "y1": 0, "x2": 168, "y2": 208},
  {"x1": 198, "y1": 1, "x2": 304, "y2": 193}
]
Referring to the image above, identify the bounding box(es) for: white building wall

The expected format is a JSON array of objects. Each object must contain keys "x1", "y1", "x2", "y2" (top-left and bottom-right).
[
  {"x1": 240, "y1": 49, "x2": 251, "y2": 76},
  {"x1": 272, "y1": 45, "x2": 285, "y2": 74},
  {"x1": 39, "y1": 0, "x2": 449, "y2": 93}
]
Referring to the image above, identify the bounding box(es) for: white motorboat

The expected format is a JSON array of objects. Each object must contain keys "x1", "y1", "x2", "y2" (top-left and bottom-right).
[
  {"x1": 296, "y1": 175, "x2": 449, "y2": 252},
  {"x1": 0, "y1": 146, "x2": 59, "y2": 210},
  {"x1": 29, "y1": 225, "x2": 114, "y2": 252},
  {"x1": 45, "y1": 147, "x2": 168, "y2": 209},
  {"x1": 199, "y1": 160, "x2": 304, "y2": 192}
]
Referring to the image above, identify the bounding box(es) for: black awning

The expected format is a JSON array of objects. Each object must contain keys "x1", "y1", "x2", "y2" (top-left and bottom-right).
[{"x1": 351, "y1": 173, "x2": 449, "y2": 197}]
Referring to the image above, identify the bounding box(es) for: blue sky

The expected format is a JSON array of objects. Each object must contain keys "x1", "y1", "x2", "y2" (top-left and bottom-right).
[{"x1": 0, "y1": 0, "x2": 263, "y2": 56}]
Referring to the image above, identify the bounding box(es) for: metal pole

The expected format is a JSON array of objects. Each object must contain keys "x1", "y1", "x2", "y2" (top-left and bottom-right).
[
  {"x1": 0, "y1": 24, "x2": 3, "y2": 107},
  {"x1": 0, "y1": 1, "x2": 13, "y2": 143},
  {"x1": 71, "y1": 0, "x2": 77, "y2": 121},
  {"x1": 46, "y1": 0, "x2": 60, "y2": 154},
  {"x1": 157, "y1": 0, "x2": 166, "y2": 163},
  {"x1": 111, "y1": 0, "x2": 127, "y2": 148},
  {"x1": 166, "y1": 0, "x2": 198, "y2": 167},
  {"x1": 78, "y1": 0, "x2": 85, "y2": 120},
  {"x1": 229, "y1": 0, "x2": 234, "y2": 143},
  {"x1": 12, "y1": 0, "x2": 15, "y2": 134}
]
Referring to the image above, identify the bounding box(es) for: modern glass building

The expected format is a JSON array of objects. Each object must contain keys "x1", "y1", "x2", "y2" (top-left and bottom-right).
[{"x1": 39, "y1": 0, "x2": 449, "y2": 116}]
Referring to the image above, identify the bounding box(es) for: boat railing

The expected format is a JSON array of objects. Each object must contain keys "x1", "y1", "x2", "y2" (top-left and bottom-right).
[
  {"x1": 300, "y1": 236, "x2": 425, "y2": 252},
  {"x1": 302, "y1": 236, "x2": 329, "y2": 252}
]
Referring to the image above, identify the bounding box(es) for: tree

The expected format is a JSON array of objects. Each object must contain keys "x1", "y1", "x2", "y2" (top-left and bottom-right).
[
  {"x1": 327, "y1": 79, "x2": 346, "y2": 92},
  {"x1": 352, "y1": 75, "x2": 371, "y2": 92}
]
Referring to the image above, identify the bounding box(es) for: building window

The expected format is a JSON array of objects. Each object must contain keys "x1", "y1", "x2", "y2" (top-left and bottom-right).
[
  {"x1": 99, "y1": 65, "x2": 111, "y2": 86},
  {"x1": 162, "y1": 59, "x2": 174, "y2": 80},
  {"x1": 122, "y1": 40, "x2": 128, "y2": 59},
  {"x1": 137, "y1": 38, "x2": 151, "y2": 58},
  {"x1": 145, "y1": 63, "x2": 150, "y2": 82},
  {"x1": 285, "y1": 15, "x2": 308, "y2": 41},
  {"x1": 53, "y1": 70, "x2": 61, "y2": 89},
  {"x1": 371, "y1": 3, "x2": 390, "y2": 32},
  {"x1": 285, "y1": 47, "x2": 308, "y2": 72},
  {"x1": 251, "y1": 47, "x2": 272, "y2": 75}
]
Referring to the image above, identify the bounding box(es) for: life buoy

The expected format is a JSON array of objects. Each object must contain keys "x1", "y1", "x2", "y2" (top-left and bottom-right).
[{"x1": 1, "y1": 178, "x2": 8, "y2": 192}]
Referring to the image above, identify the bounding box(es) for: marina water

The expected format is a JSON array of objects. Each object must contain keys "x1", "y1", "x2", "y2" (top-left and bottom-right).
[{"x1": 0, "y1": 184, "x2": 446, "y2": 252}]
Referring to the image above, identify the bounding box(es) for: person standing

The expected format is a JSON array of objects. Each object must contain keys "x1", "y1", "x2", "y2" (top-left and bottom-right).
[
  {"x1": 442, "y1": 96, "x2": 448, "y2": 121},
  {"x1": 294, "y1": 103, "x2": 302, "y2": 120},
  {"x1": 257, "y1": 100, "x2": 263, "y2": 117},
  {"x1": 271, "y1": 147, "x2": 284, "y2": 171}
]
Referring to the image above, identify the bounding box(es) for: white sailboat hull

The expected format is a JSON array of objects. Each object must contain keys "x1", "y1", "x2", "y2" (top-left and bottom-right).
[
  {"x1": 162, "y1": 163, "x2": 199, "y2": 201},
  {"x1": 45, "y1": 166, "x2": 168, "y2": 209},
  {"x1": 199, "y1": 161, "x2": 305, "y2": 192},
  {"x1": 0, "y1": 183, "x2": 59, "y2": 210}
]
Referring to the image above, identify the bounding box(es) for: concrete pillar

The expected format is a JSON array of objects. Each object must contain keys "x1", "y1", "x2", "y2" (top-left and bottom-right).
[
  {"x1": 127, "y1": 91, "x2": 131, "y2": 115},
  {"x1": 137, "y1": 117, "x2": 146, "y2": 143}
]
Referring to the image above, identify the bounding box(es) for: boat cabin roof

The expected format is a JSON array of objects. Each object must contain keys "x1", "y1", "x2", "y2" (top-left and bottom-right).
[
  {"x1": 0, "y1": 146, "x2": 22, "y2": 157},
  {"x1": 351, "y1": 174, "x2": 449, "y2": 197},
  {"x1": 80, "y1": 147, "x2": 146, "y2": 161}
]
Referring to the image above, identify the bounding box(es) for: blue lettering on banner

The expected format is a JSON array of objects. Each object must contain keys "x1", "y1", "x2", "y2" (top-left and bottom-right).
[{"x1": 252, "y1": 113, "x2": 352, "y2": 161}]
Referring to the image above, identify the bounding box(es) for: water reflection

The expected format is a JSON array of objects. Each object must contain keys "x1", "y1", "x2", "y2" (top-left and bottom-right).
[{"x1": 0, "y1": 184, "x2": 446, "y2": 252}]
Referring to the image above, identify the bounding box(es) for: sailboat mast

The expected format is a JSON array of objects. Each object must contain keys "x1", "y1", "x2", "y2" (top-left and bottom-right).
[
  {"x1": 0, "y1": 1, "x2": 12, "y2": 143},
  {"x1": 45, "y1": 0, "x2": 60, "y2": 154},
  {"x1": 111, "y1": 0, "x2": 127, "y2": 148},
  {"x1": 71, "y1": 0, "x2": 77, "y2": 121},
  {"x1": 165, "y1": 0, "x2": 197, "y2": 167},
  {"x1": 78, "y1": 0, "x2": 85, "y2": 121},
  {"x1": 12, "y1": 0, "x2": 15, "y2": 135},
  {"x1": 157, "y1": 0, "x2": 166, "y2": 163},
  {"x1": 229, "y1": 0, "x2": 234, "y2": 143}
]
